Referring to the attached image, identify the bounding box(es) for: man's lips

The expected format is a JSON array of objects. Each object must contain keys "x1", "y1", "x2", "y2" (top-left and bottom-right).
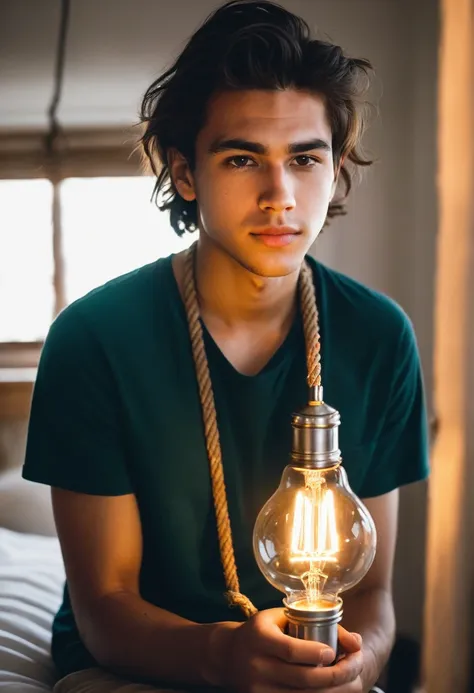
[
  {"x1": 250, "y1": 227, "x2": 302, "y2": 247},
  {"x1": 251, "y1": 226, "x2": 301, "y2": 236}
]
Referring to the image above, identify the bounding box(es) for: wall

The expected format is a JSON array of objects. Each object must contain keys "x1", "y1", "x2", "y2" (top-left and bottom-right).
[{"x1": 0, "y1": 0, "x2": 439, "y2": 645}]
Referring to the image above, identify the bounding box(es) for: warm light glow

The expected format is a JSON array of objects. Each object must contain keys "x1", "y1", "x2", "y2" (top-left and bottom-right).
[
  {"x1": 290, "y1": 483, "x2": 339, "y2": 561},
  {"x1": 253, "y1": 463, "x2": 376, "y2": 608},
  {"x1": 291, "y1": 492, "x2": 304, "y2": 551},
  {"x1": 289, "y1": 476, "x2": 339, "y2": 602}
]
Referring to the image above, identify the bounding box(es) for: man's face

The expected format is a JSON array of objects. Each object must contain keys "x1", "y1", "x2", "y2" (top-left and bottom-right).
[{"x1": 183, "y1": 88, "x2": 337, "y2": 277}]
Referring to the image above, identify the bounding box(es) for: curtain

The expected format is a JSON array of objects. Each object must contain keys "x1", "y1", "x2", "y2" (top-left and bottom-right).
[{"x1": 422, "y1": 0, "x2": 474, "y2": 691}]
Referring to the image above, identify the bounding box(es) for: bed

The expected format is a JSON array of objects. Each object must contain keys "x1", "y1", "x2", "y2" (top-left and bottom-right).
[{"x1": 0, "y1": 471, "x2": 64, "y2": 692}]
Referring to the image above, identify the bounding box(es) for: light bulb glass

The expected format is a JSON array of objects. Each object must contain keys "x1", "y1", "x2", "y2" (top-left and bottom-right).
[{"x1": 253, "y1": 464, "x2": 376, "y2": 610}]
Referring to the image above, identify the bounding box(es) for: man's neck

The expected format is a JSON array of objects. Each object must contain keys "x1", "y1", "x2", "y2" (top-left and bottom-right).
[{"x1": 194, "y1": 237, "x2": 300, "y2": 332}]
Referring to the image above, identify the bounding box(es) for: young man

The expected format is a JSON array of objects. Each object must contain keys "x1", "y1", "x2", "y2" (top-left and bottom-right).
[{"x1": 23, "y1": 2, "x2": 429, "y2": 692}]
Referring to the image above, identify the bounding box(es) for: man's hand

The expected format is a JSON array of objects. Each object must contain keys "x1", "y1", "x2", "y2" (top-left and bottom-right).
[
  {"x1": 207, "y1": 608, "x2": 364, "y2": 692},
  {"x1": 312, "y1": 626, "x2": 365, "y2": 693}
]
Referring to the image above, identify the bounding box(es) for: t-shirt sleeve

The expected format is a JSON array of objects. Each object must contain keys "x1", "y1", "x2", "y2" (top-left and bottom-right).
[
  {"x1": 358, "y1": 311, "x2": 430, "y2": 498},
  {"x1": 22, "y1": 304, "x2": 133, "y2": 496}
]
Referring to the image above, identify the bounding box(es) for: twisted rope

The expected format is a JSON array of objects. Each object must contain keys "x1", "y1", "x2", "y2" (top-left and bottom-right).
[
  {"x1": 299, "y1": 259, "x2": 322, "y2": 388},
  {"x1": 182, "y1": 243, "x2": 321, "y2": 617}
]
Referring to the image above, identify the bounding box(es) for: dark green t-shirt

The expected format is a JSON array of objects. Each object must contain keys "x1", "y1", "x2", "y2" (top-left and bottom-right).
[{"x1": 22, "y1": 254, "x2": 429, "y2": 678}]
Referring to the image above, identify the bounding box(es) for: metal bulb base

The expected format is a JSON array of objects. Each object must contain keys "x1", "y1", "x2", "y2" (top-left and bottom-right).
[{"x1": 283, "y1": 597, "x2": 343, "y2": 654}]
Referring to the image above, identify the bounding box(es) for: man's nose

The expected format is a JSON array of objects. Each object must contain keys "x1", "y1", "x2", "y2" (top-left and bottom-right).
[{"x1": 258, "y1": 166, "x2": 296, "y2": 213}]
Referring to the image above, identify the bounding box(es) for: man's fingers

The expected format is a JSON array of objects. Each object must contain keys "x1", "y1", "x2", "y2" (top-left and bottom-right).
[
  {"x1": 263, "y1": 627, "x2": 336, "y2": 666},
  {"x1": 254, "y1": 609, "x2": 336, "y2": 666},
  {"x1": 338, "y1": 625, "x2": 363, "y2": 654},
  {"x1": 305, "y1": 651, "x2": 363, "y2": 689},
  {"x1": 317, "y1": 677, "x2": 363, "y2": 693},
  {"x1": 254, "y1": 651, "x2": 363, "y2": 690}
]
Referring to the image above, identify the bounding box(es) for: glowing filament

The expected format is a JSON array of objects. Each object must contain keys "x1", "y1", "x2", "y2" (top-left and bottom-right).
[
  {"x1": 291, "y1": 488, "x2": 339, "y2": 560},
  {"x1": 290, "y1": 481, "x2": 339, "y2": 601}
]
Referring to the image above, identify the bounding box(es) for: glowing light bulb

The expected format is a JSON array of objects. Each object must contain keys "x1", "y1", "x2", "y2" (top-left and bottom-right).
[
  {"x1": 254, "y1": 465, "x2": 376, "y2": 613},
  {"x1": 253, "y1": 387, "x2": 377, "y2": 650}
]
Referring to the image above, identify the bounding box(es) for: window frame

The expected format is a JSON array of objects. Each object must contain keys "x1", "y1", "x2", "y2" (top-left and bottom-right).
[{"x1": 0, "y1": 127, "x2": 146, "y2": 369}]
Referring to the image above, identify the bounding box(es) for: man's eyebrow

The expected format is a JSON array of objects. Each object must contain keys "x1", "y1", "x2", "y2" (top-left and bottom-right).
[
  {"x1": 288, "y1": 138, "x2": 332, "y2": 154},
  {"x1": 209, "y1": 138, "x2": 267, "y2": 155},
  {"x1": 208, "y1": 137, "x2": 332, "y2": 155}
]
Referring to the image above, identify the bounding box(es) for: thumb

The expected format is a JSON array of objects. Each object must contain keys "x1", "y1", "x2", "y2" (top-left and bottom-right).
[
  {"x1": 256, "y1": 607, "x2": 288, "y2": 633},
  {"x1": 338, "y1": 626, "x2": 362, "y2": 653}
]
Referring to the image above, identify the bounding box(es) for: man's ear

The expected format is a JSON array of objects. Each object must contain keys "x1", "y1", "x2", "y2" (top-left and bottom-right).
[{"x1": 167, "y1": 148, "x2": 196, "y2": 202}]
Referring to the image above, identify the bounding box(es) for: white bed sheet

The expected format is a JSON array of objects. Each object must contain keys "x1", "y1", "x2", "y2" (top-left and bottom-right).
[{"x1": 0, "y1": 529, "x2": 64, "y2": 692}]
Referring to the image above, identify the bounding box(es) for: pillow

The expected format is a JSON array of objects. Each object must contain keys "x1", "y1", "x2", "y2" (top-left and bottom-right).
[
  {"x1": 0, "y1": 529, "x2": 65, "y2": 691},
  {"x1": 0, "y1": 471, "x2": 56, "y2": 537}
]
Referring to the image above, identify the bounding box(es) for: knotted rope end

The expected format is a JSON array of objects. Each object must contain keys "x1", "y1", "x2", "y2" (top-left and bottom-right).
[{"x1": 225, "y1": 590, "x2": 258, "y2": 619}]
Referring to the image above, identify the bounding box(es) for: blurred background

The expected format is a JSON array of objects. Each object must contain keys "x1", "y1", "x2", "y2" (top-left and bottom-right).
[{"x1": 0, "y1": 1, "x2": 472, "y2": 692}]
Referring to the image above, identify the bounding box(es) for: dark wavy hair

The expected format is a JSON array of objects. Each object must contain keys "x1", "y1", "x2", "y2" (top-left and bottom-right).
[{"x1": 139, "y1": 0, "x2": 374, "y2": 236}]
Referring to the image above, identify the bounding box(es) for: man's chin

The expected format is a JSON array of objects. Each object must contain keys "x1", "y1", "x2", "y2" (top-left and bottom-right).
[{"x1": 241, "y1": 248, "x2": 308, "y2": 279}]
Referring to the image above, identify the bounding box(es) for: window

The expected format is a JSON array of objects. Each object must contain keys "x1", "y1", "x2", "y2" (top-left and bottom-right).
[
  {"x1": 0, "y1": 175, "x2": 197, "y2": 346},
  {"x1": 61, "y1": 177, "x2": 196, "y2": 304},
  {"x1": 0, "y1": 179, "x2": 54, "y2": 342}
]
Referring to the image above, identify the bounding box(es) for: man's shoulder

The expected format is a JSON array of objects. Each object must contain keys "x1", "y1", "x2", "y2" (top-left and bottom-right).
[
  {"x1": 43, "y1": 257, "x2": 173, "y2": 355},
  {"x1": 308, "y1": 256, "x2": 414, "y2": 346},
  {"x1": 68, "y1": 258, "x2": 163, "y2": 318}
]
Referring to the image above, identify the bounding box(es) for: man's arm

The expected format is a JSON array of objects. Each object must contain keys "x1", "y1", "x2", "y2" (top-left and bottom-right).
[
  {"x1": 341, "y1": 489, "x2": 399, "y2": 690},
  {"x1": 51, "y1": 488, "x2": 227, "y2": 685}
]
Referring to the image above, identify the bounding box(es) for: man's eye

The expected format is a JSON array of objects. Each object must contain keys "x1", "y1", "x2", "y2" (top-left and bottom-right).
[
  {"x1": 293, "y1": 155, "x2": 318, "y2": 167},
  {"x1": 226, "y1": 156, "x2": 255, "y2": 168}
]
